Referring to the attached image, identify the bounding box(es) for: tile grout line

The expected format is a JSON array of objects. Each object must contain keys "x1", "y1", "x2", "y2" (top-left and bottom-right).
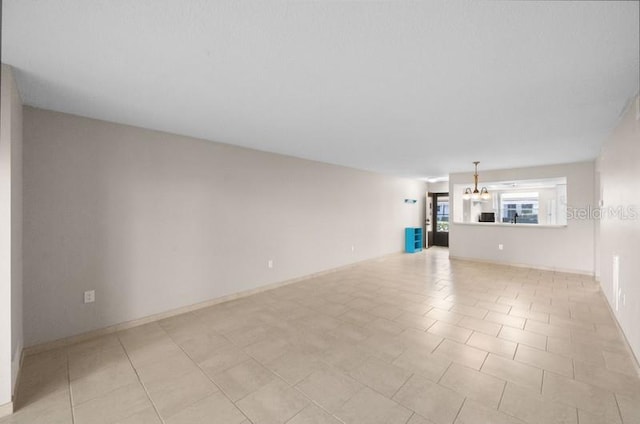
[
  {"x1": 430, "y1": 336, "x2": 445, "y2": 354},
  {"x1": 403, "y1": 412, "x2": 416, "y2": 424},
  {"x1": 513, "y1": 342, "x2": 521, "y2": 362},
  {"x1": 436, "y1": 363, "x2": 452, "y2": 385},
  {"x1": 390, "y1": 372, "x2": 414, "y2": 401},
  {"x1": 289, "y1": 392, "x2": 348, "y2": 424},
  {"x1": 496, "y1": 380, "x2": 507, "y2": 411},
  {"x1": 267, "y1": 331, "x2": 421, "y2": 421},
  {"x1": 64, "y1": 344, "x2": 155, "y2": 410},
  {"x1": 478, "y1": 350, "x2": 490, "y2": 370},
  {"x1": 452, "y1": 397, "x2": 466, "y2": 423},
  {"x1": 115, "y1": 334, "x2": 167, "y2": 424},
  {"x1": 613, "y1": 393, "x2": 625, "y2": 424},
  {"x1": 169, "y1": 311, "x2": 370, "y2": 423},
  {"x1": 66, "y1": 349, "x2": 76, "y2": 424},
  {"x1": 159, "y1": 325, "x2": 256, "y2": 424}
]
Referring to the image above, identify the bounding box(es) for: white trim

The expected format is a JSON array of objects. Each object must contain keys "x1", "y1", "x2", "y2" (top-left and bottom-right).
[
  {"x1": 448, "y1": 254, "x2": 594, "y2": 277},
  {"x1": 10, "y1": 340, "x2": 22, "y2": 396},
  {"x1": 596, "y1": 280, "x2": 640, "y2": 378},
  {"x1": 0, "y1": 401, "x2": 12, "y2": 418}
]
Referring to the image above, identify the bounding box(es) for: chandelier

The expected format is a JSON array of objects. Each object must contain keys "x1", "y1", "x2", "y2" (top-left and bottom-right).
[{"x1": 462, "y1": 161, "x2": 490, "y2": 201}]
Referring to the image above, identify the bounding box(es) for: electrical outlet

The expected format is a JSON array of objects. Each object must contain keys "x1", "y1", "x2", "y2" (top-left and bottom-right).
[
  {"x1": 268, "y1": 260, "x2": 273, "y2": 269},
  {"x1": 498, "y1": 244, "x2": 504, "y2": 250},
  {"x1": 84, "y1": 290, "x2": 95, "y2": 304}
]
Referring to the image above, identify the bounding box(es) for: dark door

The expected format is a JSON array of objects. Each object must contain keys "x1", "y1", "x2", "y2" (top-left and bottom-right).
[{"x1": 432, "y1": 193, "x2": 449, "y2": 247}]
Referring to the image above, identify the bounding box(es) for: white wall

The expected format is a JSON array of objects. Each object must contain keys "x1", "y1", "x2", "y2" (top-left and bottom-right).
[
  {"x1": 427, "y1": 181, "x2": 449, "y2": 193},
  {"x1": 597, "y1": 95, "x2": 640, "y2": 359},
  {"x1": 0, "y1": 65, "x2": 23, "y2": 411},
  {"x1": 449, "y1": 161, "x2": 595, "y2": 274},
  {"x1": 23, "y1": 107, "x2": 426, "y2": 346}
]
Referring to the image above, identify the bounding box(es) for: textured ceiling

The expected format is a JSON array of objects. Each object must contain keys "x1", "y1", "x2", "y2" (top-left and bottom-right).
[{"x1": 3, "y1": 1, "x2": 639, "y2": 178}]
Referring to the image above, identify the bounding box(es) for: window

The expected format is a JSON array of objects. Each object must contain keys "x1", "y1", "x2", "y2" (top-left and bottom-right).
[
  {"x1": 500, "y1": 192, "x2": 539, "y2": 224},
  {"x1": 452, "y1": 177, "x2": 567, "y2": 226},
  {"x1": 436, "y1": 197, "x2": 449, "y2": 232}
]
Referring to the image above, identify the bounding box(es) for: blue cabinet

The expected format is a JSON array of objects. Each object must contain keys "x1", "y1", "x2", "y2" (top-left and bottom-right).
[{"x1": 405, "y1": 227, "x2": 423, "y2": 253}]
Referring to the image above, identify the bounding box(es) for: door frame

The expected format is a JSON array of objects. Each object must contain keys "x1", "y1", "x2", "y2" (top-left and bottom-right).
[
  {"x1": 425, "y1": 192, "x2": 433, "y2": 248},
  {"x1": 431, "y1": 192, "x2": 449, "y2": 247}
]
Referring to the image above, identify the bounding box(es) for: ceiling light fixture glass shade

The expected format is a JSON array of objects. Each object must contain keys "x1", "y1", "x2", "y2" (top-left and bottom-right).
[{"x1": 463, "y1": 161, "x2": 490, "y2": 201}]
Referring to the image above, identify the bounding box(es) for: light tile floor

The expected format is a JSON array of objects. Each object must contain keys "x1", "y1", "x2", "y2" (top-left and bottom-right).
[{"x1": 3, "y1": 248, "x2": 640, "y2": 424}]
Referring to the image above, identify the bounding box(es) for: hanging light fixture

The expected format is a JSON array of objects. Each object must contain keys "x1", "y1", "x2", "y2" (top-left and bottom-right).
[{"x1": 462, "y1": 161, "x2": 490, "y2": 201}]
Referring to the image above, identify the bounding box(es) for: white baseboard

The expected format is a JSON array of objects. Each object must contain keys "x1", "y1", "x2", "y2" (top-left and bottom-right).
[
  {"x1": 0, "y1": 401, "x2": 13, "y2": 418},
  {"x1": 448, "y1": 254, "x2": 595, "y2": 277},
  {"x1": 10, "y1": 346, "x2": 24, "y2": 410},
  {"x1": 23, "y1": 251, "x2": 402, "y2": 357},
  {"x1": 11, "y1": 340, "x2": 22, "y2": 393},
  {"x1": 448, "y1": 256, "x2": 637, "y2": 374},
  {"x1": 596, "y1": 282, "x2": 640, "y2": 378}
]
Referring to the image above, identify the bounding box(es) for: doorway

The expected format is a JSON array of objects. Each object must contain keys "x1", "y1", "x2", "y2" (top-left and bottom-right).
[{"x1": 432, "y1": 192, "x2": 449, "y2": 247}]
